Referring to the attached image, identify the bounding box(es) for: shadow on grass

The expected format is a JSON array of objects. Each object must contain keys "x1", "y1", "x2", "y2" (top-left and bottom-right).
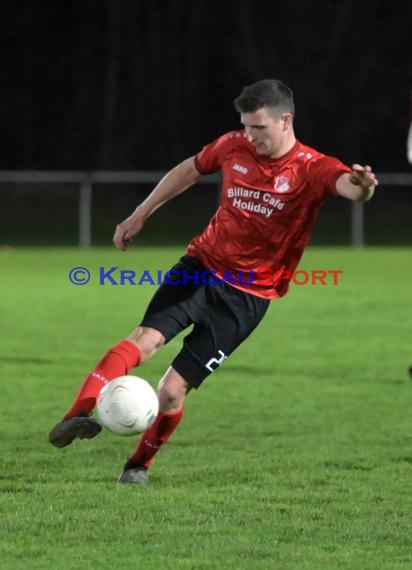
[{"x1": 0, "y1": 355, "x2": 53, "y2": 364}]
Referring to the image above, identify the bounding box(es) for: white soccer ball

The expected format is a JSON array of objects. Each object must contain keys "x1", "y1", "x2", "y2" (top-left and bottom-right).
[{"x1": 97, "y1": 375, "x2": 159, "y2": 435}]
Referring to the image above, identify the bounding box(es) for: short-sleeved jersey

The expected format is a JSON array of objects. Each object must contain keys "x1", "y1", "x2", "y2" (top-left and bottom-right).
[{"x1": 186, "y1": 130, "x2": 351, "y2": 299}]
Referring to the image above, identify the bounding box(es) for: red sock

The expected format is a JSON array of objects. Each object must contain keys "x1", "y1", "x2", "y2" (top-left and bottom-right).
[
  {"x1": 64, "y1": 340, "x2": 141, "y2": 419},
  {"x1": 127, "y1": 408, "x2": 184, "y2": 469}
]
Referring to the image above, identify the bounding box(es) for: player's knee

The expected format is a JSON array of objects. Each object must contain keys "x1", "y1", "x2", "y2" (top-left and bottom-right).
[
  {"x1": 157, "y1": 373, "x2": 190, "y2": 411},
  {"x1": 127, "y1": 326, "x2": 165, "y2": 362}
]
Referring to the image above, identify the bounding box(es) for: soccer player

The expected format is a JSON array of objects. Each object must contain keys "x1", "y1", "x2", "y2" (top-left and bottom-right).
[{"x1": 49, "y1": 79, "x2": 378, "y2": 484}]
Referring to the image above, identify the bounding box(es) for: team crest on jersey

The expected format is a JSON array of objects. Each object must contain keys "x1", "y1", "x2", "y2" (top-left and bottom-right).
[{"x1": 274, "y1": 176, "x2": 290, "y2": 193}]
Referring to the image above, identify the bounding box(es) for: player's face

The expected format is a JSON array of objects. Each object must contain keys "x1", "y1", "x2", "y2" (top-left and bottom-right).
[{"x1": 241, "y1": 107, "x2": 290, "y2": 158}]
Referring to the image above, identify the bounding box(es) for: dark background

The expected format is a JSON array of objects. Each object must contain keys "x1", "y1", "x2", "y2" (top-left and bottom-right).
[{"x1": 1, "y1": 1, "x2": 411, "y2": 245}]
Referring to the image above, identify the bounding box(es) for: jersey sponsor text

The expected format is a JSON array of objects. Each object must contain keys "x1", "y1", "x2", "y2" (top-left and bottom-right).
[{"x1": 228, "y1": 186, "x2": 285, "y2": 217}]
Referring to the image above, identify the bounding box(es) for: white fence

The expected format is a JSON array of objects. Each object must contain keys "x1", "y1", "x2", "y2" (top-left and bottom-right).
[{"x1": 0, "y1": 171, "x2": 411, "y2": 248}]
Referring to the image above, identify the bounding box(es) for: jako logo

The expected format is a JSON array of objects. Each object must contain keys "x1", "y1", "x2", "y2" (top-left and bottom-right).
[
  {"x1": 233, "y1": 163, "x2": 248, "y2": 174},
  {"x1": 205, "y1": 350, "x2": 227, "y2": 372}
]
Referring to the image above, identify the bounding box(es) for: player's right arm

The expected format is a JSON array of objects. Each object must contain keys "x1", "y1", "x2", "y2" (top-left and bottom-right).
[{"x1": 113, "y1": 156, "x2": 201, "y2": 251}]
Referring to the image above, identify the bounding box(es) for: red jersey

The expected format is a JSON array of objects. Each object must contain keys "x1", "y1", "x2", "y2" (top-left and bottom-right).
[{"x1": 186, "y1": 130, "x2": 351, "y2": 299}]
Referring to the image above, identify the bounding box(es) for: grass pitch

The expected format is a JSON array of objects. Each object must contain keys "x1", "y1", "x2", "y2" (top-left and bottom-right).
[{"x1": 0, "y1": 246, "x2": 411, "y2": 569}]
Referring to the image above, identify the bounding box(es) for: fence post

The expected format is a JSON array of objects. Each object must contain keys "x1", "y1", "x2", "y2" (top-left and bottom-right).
[
  {"x1": 351, "y1": 201, "x2": 364, "y2": 247},
  {"x1": 79, "y1": 177, "x2": 92, "y2": 248}
]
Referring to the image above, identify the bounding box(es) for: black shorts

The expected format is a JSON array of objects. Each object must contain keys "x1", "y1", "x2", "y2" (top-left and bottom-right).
[{"x1": 140, "y1": 256, "x2": 269, "y2": 388}]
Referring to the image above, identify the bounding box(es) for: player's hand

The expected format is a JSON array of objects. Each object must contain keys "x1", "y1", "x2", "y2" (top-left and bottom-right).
[
  {"x1": 113, "y1": 214, "x2": 145, "y2": 251},
  {"x1": 350, "y1": 164, "x2": 379, "y2": 189}
]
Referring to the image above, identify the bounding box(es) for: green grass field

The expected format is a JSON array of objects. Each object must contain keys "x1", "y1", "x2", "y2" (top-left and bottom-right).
[{"x1": 1, "y1": 246, "x2": 411, "y2": 569}]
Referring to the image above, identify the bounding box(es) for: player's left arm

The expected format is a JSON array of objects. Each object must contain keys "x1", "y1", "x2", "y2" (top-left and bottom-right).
[{"x1": 335, "y1": 164, "x2": 378, "y2": 202}]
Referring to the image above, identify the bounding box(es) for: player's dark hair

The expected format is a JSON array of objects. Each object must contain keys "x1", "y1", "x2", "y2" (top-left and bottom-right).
[{"x1": 234, "y1": 79, "x2": 295, "y2": 117}]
